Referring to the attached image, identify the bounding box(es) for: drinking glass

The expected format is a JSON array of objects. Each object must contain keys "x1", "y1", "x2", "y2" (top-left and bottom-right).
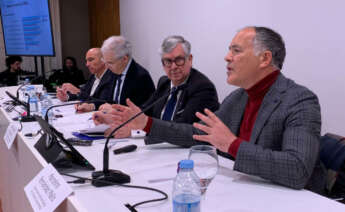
[{"x1": 188, "y1": 145, "x2": 218, "y2": 195}]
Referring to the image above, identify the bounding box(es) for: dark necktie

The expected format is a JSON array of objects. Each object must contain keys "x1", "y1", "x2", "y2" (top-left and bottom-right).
[
  {"x1": 162, "y1": 87, "x2": 178, "y2": 121},
  {"x1": 113, "y1": 74, "x2": 122, "y2": 104}
]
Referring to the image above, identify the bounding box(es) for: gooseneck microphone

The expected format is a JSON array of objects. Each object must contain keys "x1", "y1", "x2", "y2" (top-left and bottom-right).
[
  {"x1": 44, "y1": 97, "x2": 108, "y2": 122},
  {"x1": 91, "y1": 84, "x2": 187, "y2": 187},
  {"x1": 5, "y1": 90, "x2": 36, "y2": 122}
]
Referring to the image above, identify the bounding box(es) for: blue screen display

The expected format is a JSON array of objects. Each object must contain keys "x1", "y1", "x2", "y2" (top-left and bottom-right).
[{"x1": 0, "y1": 0, "x2": 55, "y2": 56}]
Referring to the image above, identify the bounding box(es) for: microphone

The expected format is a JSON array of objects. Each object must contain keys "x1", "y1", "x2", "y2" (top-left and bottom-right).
[
  {"x1": 91, "y1": 84, "x2": 187, "y2": 187},
  {"x1": 5, "y1": 91, "x2": 28, "y2": 108},
  {"x1": 21, "y1": 93, "x2": 36, "y2": 122},
  {"x1": 113, "y1": 144, "x2": 137, "y2": 155},
  {"x1": 44, "y1": 97, "x2": 109, "y2": 122},
  {"x1": 5, "y1": 91, "x2": 36, "y2": 122}
]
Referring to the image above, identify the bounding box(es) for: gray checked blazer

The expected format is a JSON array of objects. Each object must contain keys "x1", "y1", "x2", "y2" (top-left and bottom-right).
[{"x1": 146, "y1": 73, "x2": 326, "y2": 194}]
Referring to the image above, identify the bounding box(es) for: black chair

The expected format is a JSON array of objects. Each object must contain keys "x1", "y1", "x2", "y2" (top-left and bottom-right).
[{"x1": 320, "y1": 133, "x2": 345, "y2": 202}]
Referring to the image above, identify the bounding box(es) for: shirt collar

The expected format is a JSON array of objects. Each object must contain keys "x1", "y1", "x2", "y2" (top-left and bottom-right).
[
  {"x1": 170, "y1": 70, "x2": 190, "y2": 89},
  {"x1": 120, "y1": 58, "x2": 132, "y2": 78},
  {"x1": 95, "y1": 68, "x2": 107, "y2": 80}
]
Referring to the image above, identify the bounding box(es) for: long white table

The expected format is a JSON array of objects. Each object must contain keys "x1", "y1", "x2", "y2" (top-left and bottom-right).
[{"x1": 1, "y1": 86, "x2": 345, "y2": 212}]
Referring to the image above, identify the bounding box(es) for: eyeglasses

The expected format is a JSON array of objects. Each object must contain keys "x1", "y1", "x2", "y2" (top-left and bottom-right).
[{"x1": 161, "y1": 56, "x2": 186, "y2": 68}]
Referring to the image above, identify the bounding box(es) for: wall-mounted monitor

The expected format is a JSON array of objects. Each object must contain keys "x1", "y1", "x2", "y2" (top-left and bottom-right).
[{"x1": 0, "y1": 0, "x2": 55, "y2": 56}]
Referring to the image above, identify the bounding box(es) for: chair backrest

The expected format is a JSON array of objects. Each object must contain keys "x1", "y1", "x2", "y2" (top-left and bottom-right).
[{"x1": 320, "y1": 133, "x2": 345, "y2": 171}]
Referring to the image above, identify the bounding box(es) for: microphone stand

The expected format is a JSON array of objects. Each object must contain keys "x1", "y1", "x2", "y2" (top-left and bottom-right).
[
  {"x1": 21, "y1": 93, "x2": 36, "y2": 122},
  {"x1": 44, "y1": 98, "x2": 108, "y2": 122},
  {"x1": 91, "y1": 85, "x2": 186, "y2": 187}
]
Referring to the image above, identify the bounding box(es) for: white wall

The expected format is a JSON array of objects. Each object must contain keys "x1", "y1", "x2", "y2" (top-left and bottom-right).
[{"x1": 119, "y1": 0, "x2": 345, "y2": 135}]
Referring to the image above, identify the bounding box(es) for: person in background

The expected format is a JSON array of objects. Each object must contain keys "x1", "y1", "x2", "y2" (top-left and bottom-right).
[
  {"x1": 56, "y1": 48, "x2": 116, "y2": 112},
  {"x1": 47, "y1": 56, "x2": 85, "y2": 90},
  {"x1": 98, "y1": 35, "x2": 155, "y2": 111},
  {"x1": 0, "y1": 56, "x2": 33, "y2": 86},
  {"x1": 93, "y1": 26, "x2": 326, "y2": 195},
  {"x1": 143, "y1": 35, "x2": 219, "y2": 124}
]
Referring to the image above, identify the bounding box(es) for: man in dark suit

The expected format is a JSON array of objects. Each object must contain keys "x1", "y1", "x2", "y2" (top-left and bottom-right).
[
  {"x1": 56, "y1": 48, "x2": 115, "y2": 112},
  {"x1": 144, "y1": 35, "x2": 219, "y2": 124},
  {"x1": 99, "y1": 35, "x2": 155, "y2": 111},
  {"x1": 93, "y1": 26, "x2": 326, "y2": 194}
]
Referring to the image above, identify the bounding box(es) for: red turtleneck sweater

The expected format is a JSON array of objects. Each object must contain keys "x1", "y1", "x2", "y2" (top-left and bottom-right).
[{"x1": 228, "y1": 70, "x2": 280, "y2": 158}]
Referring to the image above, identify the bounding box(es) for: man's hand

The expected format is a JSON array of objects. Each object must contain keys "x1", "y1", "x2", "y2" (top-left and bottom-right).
[
  {"x1": 193, "y1": 109, "x2": 237, "y2": 152},
  {"x1": 92, "y1": 110, "x2": 118, "y2": 125},
  {"x1": 56, "y1": 87, "x2": 68, "y2": 102},
  {"x1": 99, "y1": 103, "x2": 112, "y2": 112},
  {"x1": 111, "y1": 98, "x2": 148, "y2": 131},
  {"x1": 93, "y1": 99, "x2": 148, "y2": 137},
  {"x1": 105, "y1": 122, "x2": 131, "y2": 138},
  {"x1": 75, "y1": 103, "x2": 95, "y2": 113},
  {"x1": 61, "y1": 83, "x2": 80, "y2": 94}
]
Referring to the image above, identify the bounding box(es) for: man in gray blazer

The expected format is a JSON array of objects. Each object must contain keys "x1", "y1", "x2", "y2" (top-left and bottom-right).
[{"x1": 93, "y1": 26, "x2": 326, "y2": 194}]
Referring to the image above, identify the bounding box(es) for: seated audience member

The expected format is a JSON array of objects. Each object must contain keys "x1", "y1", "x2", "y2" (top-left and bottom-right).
[
  {"x1": 0, "y1": 56, "x2": 33, "y2": 86},
  {"x1": 47, "y1": 56, "x2": 85, "y2": 90},
  {"x1": 143, "y1": 35, "x2": 219, "y2": 123},
  {"x1": 93, "y1": 26, "x2": 327, "y2": 195},
  {"x1": 98, "y1": 36, "x2": 155, "y2": 110},
  {"x1": 57, "y1": 48, "x2": 116, "y2": 112}
]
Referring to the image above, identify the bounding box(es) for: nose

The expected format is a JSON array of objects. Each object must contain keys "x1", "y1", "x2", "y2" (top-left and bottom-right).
[
  {"x1": 224, "y1": 51, "x2": 233, "y2": 62},
  {"x1": 171, "y1": 61, "x2": 178, "y2": 69}
]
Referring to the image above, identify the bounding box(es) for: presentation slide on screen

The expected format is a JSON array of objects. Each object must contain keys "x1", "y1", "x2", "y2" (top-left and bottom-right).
[{"x1": 0, "y1": 0, "x2": 54, "y2": 56}]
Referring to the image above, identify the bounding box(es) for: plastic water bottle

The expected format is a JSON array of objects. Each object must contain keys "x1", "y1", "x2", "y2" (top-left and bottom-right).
[
  {"x1": 172, "y1": 160, "x2": 201, "y2": 212},
  {"x1": 40, "y1": 93, "x2": 54, "y2": 121},
  {"x1": 26, "y1": 85, "x2": 38, "y2": 113}
]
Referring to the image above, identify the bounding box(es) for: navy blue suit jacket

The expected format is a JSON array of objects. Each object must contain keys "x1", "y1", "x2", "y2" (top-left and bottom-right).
[
  {"x1": 144, "y1": 68, "x2": 219, "y2": 124},
  {"x1": 111, "y1": 59, "x2": 155, "y2": 107},
  {"x1": 69, "y1": 69, "x2": 116, "y2": 108}
]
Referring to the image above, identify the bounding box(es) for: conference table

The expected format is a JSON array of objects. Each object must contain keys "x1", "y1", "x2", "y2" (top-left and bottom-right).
[{"x1": 1, "y1": 86, "x2": 345, "y2": 212}]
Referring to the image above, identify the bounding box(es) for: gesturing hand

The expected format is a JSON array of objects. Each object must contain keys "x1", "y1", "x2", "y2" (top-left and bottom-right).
[
  {"x1": 111, "y1": 98, "x2": 148, "y2": 131},
  {"x1": 192, "y1": 109, "x2": 237, "y2": 152},
  {"x1": 56, "y1": 87, "x2": 68, "y2": 102}
]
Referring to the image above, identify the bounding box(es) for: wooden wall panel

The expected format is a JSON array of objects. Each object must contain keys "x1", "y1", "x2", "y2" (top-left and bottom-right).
[{"x1": 88, "y1": 0, "x2": 120, "y2": 48}]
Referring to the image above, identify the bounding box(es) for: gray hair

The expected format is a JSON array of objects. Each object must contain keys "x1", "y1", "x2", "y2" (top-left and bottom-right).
[
  {"x1": 249, "y1": 26, "x2": 286, "y2": 70},
  {"x1": 101, "y1": 36, "x2": 132, "y2": 59},
  {"x1": 159, "y1": 35, "x2": 191, "y2": 57}
]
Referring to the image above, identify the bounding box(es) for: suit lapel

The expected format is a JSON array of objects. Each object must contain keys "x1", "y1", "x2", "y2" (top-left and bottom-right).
[
  {"x1": 154, "y1": 83, "x2": 170, "y2": 116},
  {"x1": 86, "y1": 75, "x2": 96, "y2": 96},
  {"x1": 119, "y1": 61, "x2": 134, "y2": 105},
  {"x1": 230, "y1": 93, "x2": 248, "y2": 135},
  {"x1": 250, "y1": 75, "x2": 286, "y2": 143},
  {"x1": 93, "y1": 70, "x2": 108, "y2": 96}
]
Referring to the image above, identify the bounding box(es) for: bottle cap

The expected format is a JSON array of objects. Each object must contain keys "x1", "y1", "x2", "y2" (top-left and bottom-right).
[{"x1": 179, "y1": 159, "x2": 194, "y2": 169}]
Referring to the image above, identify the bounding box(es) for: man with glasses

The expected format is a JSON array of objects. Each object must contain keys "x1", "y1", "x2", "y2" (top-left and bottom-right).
[
  {"x1": 143, "y1": 35, "x2": 219, "y2": 123},
  {"x1": 99, "y1": 36, "x2": 155, "y2": 110},
  {"x1": 93, "y1": 27, "x2": 326, "y2": 194}
]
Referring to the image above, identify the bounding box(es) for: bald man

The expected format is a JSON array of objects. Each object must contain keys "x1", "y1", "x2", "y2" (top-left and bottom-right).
[{"x1": 57, "y1": 48, "x2": 116, "y2": 112}]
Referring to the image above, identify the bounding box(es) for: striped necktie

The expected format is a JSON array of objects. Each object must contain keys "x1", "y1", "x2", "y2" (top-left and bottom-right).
[
  {"x1": 162, "y1": 87, "x2": 178, "y2": 121},
  {"x1": 113, "y1": 74, "x2": 122, "y2": 104}
]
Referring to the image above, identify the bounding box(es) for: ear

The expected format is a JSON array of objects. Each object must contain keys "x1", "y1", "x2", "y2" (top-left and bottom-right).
[
  {"x1": 122, "y1": 55, "x2": 129, "y2": 63},
  {"x1": 259, "y1": 51, "x2": 273, "y2": 68},
  {"x1": 188, "y1": 54, "x2": 193, "y2": 63}
]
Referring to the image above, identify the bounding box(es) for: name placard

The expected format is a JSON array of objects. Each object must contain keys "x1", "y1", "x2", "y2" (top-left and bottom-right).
[
  {"x1": 24, "y1": 164, "x2": 73, "y2": 212},
  {"x1": 3, "y1": 122, "x2": 19, "y2": 149}
]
